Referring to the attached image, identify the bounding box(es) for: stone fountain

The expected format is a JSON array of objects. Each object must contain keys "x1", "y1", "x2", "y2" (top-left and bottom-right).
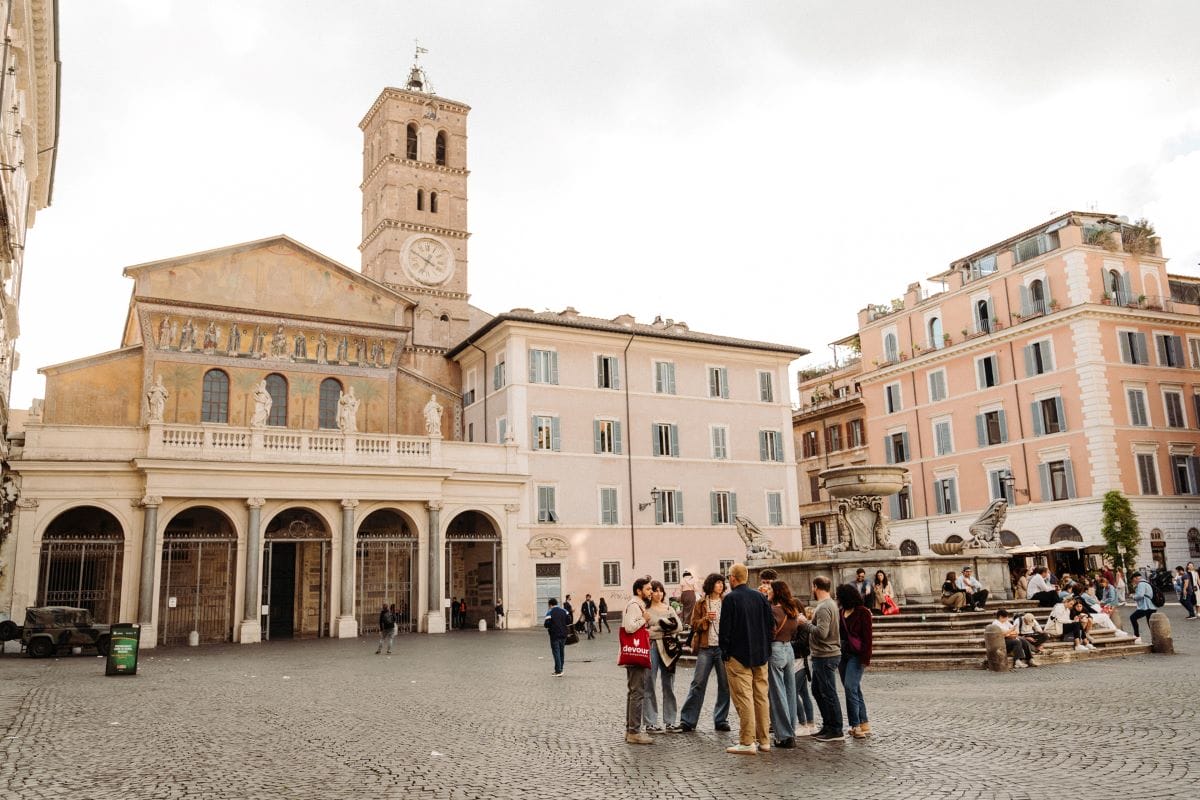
[{"x1": 748, "y1": 465, "x2": 1013, "y2": 603}]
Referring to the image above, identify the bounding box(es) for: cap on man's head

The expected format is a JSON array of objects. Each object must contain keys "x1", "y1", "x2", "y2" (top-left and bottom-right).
[
  {"x1": 682, "y1": 571, "x2": 692, "y2": 577},
  {"x1": 962, "y1": 566, "x2": 973, "y2": 572}
]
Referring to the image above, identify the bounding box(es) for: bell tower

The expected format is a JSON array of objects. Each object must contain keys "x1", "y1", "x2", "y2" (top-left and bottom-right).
[{"x1": 359, "y1": 53, "x2": 470, "y2": 350}]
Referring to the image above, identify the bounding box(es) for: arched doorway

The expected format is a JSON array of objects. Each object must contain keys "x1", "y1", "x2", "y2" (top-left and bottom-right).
[
  {"x1": 158, "y1": 507, "x2": 238, "y2": 645},
  {"x1": 1050, "y1": 524, "x2": 1082, "y2": 544},
  {"x1": 263, "y1": 508, "x2": 331, "y2": 640},
  {"x1": 1150, "y1": 528, "x2": 1166, "y2": 570},
  {"x1": 355, "y1": 509, "x2": 417, "y2": 635},
  {"x1": 445, "y1": 510, "x2": 501, "y2": 629},
  {"x1": 37, "y1": 506, "x2": 124, "y2": 622}
]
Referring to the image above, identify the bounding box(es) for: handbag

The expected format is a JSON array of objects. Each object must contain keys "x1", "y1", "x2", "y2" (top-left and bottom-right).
[
  {"x1": 881, "y1": 595, "x2": 900, "y2": 616},
  {"x1": 565, "y1": 629, "x2": 580, "y2": 646},
  {"x1": 618, "y1": 625, "x2": 651, "y2": 668}
]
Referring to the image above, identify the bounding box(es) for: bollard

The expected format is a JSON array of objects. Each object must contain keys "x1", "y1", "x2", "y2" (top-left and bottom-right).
[
  {"x1": 1149, "y1": 613, "x2": 1174, "y2": 654},
  {"x1": 188, "y1": 630, "x2": 200, "y2": 647},
  {"x1": 984, "y1": 624, "x2": 1008, "y2": 672},
  {"x1": 478, "y1": 618, "x2": 487, "y2": 632},
  {"x1": 1108, "y1": 606, "x2": 1124, "y2": 633}
]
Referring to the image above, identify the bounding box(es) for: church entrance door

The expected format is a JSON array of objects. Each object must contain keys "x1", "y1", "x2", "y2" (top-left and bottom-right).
[
  {"x1": 355, "y1": 509, "x2": 417, "y2": 635},
  {"x1": 444, "y1": 511, "x2": 501, "y2": 630},
  {"x1": 262, "y1": 509, "x2": 331, "y2": 640},
  {"x1": 159, "y1": 507, "x2": 237, "y2": 645}
]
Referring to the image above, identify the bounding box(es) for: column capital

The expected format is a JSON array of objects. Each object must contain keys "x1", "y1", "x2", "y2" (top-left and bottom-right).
[
  {"x1": 140, "y1": 495, "x2": 163, "y2": 508},
  {"x1": 426, "y1": 501, "x2": 443, "y2": 512},
  {"x1": 504, "y1": 503, "x2": 520, "y2": 513},
  {"x1": 246, "y1": 497, "x2": 266, "y2": 509},
  {"x1": 341, "y1": 499, "x2": 359, "y2": 510},
  {"x1": 16, "y1": 497, "x2": 38, "y2": 509}
]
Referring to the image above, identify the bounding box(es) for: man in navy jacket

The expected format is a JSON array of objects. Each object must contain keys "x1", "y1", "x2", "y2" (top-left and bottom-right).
[
  {"x1": 544, "y1": 597, "x2": 570, "y2": 676},
  {"x1": 718, "y1": 563, "x2": 774, "y2": 754}
]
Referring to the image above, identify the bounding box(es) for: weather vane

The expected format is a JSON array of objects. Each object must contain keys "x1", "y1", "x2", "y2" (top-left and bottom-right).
[{"x1": 406, "y1": 40, "x2": 436, "y2": 99}]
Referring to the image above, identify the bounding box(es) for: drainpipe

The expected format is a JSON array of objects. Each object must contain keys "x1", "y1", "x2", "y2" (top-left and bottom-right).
[
  {"x1": 468, "y1": 341, "x2": 487, "y2": 442},
  {"x1": 623, "y1": 333, "x2": 637, "y2": 569}
]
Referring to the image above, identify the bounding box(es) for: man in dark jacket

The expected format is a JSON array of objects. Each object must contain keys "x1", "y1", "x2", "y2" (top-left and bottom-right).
[
  {"x1": 544, "y1": 597, "x2": 570, "y2": 676},
  {"x1": 581, "y1": 594, "x2": 598, "y2": 639},
  {"x1": 718, "y1": 563, "x2": 774, "y2": 754},
  {"x1": 376, "y1": 603, "x2": 396, "y2": 655}
]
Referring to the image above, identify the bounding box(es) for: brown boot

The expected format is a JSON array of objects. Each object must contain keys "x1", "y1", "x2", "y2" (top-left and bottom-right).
[
  {"x1": 625, "y1": 731, "x2": 654, "y2": 744},
  {"x1": 857, "y1": 722, "x2": 871, "y2": 737}
]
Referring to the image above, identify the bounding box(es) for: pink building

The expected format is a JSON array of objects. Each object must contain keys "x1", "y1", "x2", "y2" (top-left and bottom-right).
[{"x1": 842, "y1": 213, "x2": 1200, "y2": 569}]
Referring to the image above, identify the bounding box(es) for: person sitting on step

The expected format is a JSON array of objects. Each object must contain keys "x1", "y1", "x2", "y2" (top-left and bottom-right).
[
  {"x1": 955, "y1": 566, "x2": 989, "y2": 610},
  {"x1": 939, "y1": 571, "x2": 968, "y2": 612},
  {"x1": 991, "y1": 609, "x2": 1036, "y2": 668},
  {"x1": 1017, "y1": 612, "x2": 1048, "y2": 653}
]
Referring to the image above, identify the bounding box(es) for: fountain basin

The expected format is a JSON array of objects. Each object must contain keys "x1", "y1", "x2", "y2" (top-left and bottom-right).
[{"x1": 819, "y1": 465, "x2": 908, "y2": 498}]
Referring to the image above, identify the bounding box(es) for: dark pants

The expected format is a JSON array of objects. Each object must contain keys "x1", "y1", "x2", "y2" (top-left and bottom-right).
[
  {"x1": 1181, "y1": 592, "x2": 1197, "y2": 618},
  {"x1": 1022, "y1": 631, "x2": 1049, "y2": 650},
  {"x1": 966, "y1": 589, "x2": 989, "y2": 608},
  {"x1": 626, "y1": 666, "x2": 649, "y2": 732},
  {"x1": 550, "y1": 636, "x2": 566, "y2": 674},
  {"x1": 599, "y1": 615, "x2": 611, "y2": 633},
  {"x1": 1130, "y1": 608, "x2": 1155, "y2": 637},
  {"x1": 1004, "y1": 637, "x2": 1033, "y2": 663},
  {"x1": 810, "y1": 655, "x2": 843, "y2": 734},
  {"x1": 1032, "y1": 590, "x2": 1060, "y2": 607}
]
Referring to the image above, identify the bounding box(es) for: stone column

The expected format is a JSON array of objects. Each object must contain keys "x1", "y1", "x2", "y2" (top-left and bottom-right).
[
  {"x1": 137, "y1": 496, "x2": 162, "y2": 649},
  {"x1": 333, "y1": 499, "x2": 359, "y2": 638},
  {"x1": 426, "y1": 501, "x2": 446, "y2": 634},
  {"x1": 238, "y1": 498, "x2": 265, "y2": 644}
]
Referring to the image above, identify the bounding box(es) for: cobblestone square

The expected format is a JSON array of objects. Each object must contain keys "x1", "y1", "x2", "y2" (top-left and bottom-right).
[{"x1": 1, "y1": 606, "x2": 1197, "y2": 800}]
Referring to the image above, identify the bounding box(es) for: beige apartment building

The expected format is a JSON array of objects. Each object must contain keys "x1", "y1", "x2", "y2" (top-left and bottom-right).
[{"x1": 836, "y1": 212, "x2": 1200, "y2": 569}]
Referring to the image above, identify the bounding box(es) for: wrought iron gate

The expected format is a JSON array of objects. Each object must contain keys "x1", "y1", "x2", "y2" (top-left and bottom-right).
[
  {"x1": 37, "y1": 534, "x2": 124, "y2": 623},
  {"x1": 356, "y1": 537, "x2": 417, "y2": 634},
  {"x1": 158, "y1": 533, "x2": 236, "y2": 645}
]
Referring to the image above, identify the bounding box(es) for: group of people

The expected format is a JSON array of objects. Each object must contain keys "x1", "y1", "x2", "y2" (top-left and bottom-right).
[
  {"x1": 620, "y1": 564, "x2": 874, "y2": 753},
  {"x1": 1017, "y1": 564, "x2": 1170, "y2": 641},
  {"x1": 938, "y1": 566, "x2": 990, "y2": 612}
]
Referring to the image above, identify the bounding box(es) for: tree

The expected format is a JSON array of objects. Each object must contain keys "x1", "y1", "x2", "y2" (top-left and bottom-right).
[{"x1": 1100, "y1": 490, "x2": 1140, "y2": 573}]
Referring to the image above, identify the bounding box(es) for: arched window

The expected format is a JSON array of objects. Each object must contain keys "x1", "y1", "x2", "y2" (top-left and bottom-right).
[
  {"x1": 417, "y1": 189, "x2": 424, "y2": 211},
  {"x1": 318, "y1": 378, "x2": 342, "y2": 429},
  {"x1": 406, "y1": 123, "x2": 418, "y2": 160},
  {"x1": 265, "y1": 374, "x2": 288, "y2": 427},
  {"x1": 883, "y1": 332, "x2": 898, "y2": 362},
  {"x1": 430, "y1": 191, "x2": 438, "y2": 214},
  {"x1": 1030, "y1": 279, "x2": 1046, "y2": 314},
  {"x1": 201, "y1": 369, "x2": 229, "y2": 423},
  {"x1": 945, "y1": 534, "x2": 963, "y2": 545},
  {"x1": 435, "y1": 131, "x2": 447, "y2": 165},
  {"x1": 929, "y1": 316, "x2": 943, "y2": 349},
  {"x1": 1050, "y1": 524, "x2": 1082, "y2": 543},
  {"x1": 976, "y1": 299, "x2": 991, "y2": 333},
  {"x1": 1188, "y1": 527, "x2": 1200, "y2": 558}
]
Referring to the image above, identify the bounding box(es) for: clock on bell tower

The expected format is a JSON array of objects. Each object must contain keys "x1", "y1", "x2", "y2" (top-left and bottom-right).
[{"x1": 359, "y1": 54, "x2": 470, "y2": 350}]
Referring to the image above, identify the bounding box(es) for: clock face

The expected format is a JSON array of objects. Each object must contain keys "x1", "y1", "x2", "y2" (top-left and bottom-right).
[{"x1": 404, "y1": 237, "x2": 453, "y2": 285}]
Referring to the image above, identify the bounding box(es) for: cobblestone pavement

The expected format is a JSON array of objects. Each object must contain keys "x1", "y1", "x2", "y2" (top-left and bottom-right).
[{"x1": 1, "y1": 605, "x2": 1198, "y2": 800}]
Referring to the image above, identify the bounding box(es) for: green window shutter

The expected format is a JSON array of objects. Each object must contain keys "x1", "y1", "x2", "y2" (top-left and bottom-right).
[
  {"x1": 975, "y1": 414, "x2": 986, "y2": 447},
  {"x1": 720, "y1": 368, "x2": 729, "y2": 399},
  {"x1": 1064, "y1": 460, "x2": 1077, "y2": 499},
  {"x1": 531, "y1": 416, "x2": 539, "y2": 449},
  {"x1": 1019, "y1": 284, "x2": 1032, "y2": 316},
  {"x1": 596, "y1": 357, "x2": 605, "y2": 388},
  {"x1": 710, "y1": 492, "x2": 720, "y2": 524},
  {"x1": 1119, "y1": 271, "x2": 1133, "y2": 304},
  {"x1": 1118, "y1": 333, "x2": 1132, "y2": 363},
  {"x1": 1188, "y1": 457, "x2": 1200, "y2": 494},
  {"x1": 549, "y1": 351, "x2": 559, "y2": 385},
  {"x1": 593, "y1": 420, "x2": 603, "y2": 453},
  {"x1": 948, "y1": 478, "x2": 958, "y2": 513},
  {"x1": 674, "y1": 491, "x2": 684, "y2": 524},
  {"x1": 998, "y1": 410, "x2": 1008, "y2": 443},
  {"x1": 900, "y1": 432, "x2": 910, "y2": 462},
  {"x1": 976, "y1": 359, "x2": 986, "y2": 388},
  {"x1": 529, "y1": 351, "x2": 541, "y2": 383},
  {"x1": 1023, "y1": 345, "x2": 1035, "y2": 377},
  {"x1": 1043, "y1": 342, "x2": 1055, "y2": 372},
  {"x1": 1156, "y1": 335, "x2": 1168, "y2": 365},
  {"x1": 1169, "y1": 335, "x2": 1185, "y2": 367},
  {"x1": 1132, "y1": 332, "x2": 1148, "y2": 364},
  {"x1": 1031, "y1": 402, "x2": 1044, "y2": 436},
  {"x1": 654, "y1": 492, "x2": 665, "y2": 524},
  {"x1": 652, "y1": 424, "x2": 662, "y2": 457},
  {"x1": 668, "y1": 364, "x2": 676, "y2": 394},
  {"x1": 730, "y1": 492, "x2": 738, "y2": 519},
  {"x1": 613, "y1": 421, "x2": 622, "y2": 454},
  {"x1": 760, "y1": 431, "x2": 769, "y2": 461},
  {"x1": 551, "y1": 417, "x2": 561, "y2": 451},
  {"x1": 934, "y1": 482, "x2": 945, "y2": 515},
  {"x1": 612, "y1": 358, "x2": 620, "y2": 390},
  {"x1": 670, "y1": 424, "x2": 680, "y2": 457},
  {"x1": 884, "y1": 436, "x2": 894, "y2": 464},
  {"x1": 1039, "y1": 463, "x2": 1052, "y2": 501},
  {"x1": 655, "y1": 364, "x2": 663, "y2": 393},
  {"x1": 1054, "y1": 397, "x2": 1067, "y2": 432}
]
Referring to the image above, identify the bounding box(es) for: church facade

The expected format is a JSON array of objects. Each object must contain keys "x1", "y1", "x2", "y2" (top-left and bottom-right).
[{"x1": 0, "y1": 67, "x2": 805, "y2": 647}]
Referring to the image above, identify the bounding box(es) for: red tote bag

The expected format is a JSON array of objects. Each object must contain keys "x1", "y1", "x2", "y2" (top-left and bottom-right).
[{"x1": 618, "y1": 626, "x2": 652, "y2": 668}]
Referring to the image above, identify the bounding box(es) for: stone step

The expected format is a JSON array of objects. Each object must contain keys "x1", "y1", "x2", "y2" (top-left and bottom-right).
[{"x1": 872, "y1": 641, "x2": 1151, "y2": 670}]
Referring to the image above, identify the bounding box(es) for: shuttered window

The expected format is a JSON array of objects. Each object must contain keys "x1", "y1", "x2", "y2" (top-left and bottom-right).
[
  {"x1": 934, "y1": 420, "x2": 953, "y2": 456},
  {"x1": 653, "y1": 423, "x2": 680, "y2": 457},
  {"x1": 597, "y1": 355, "x2": 620, "y2": 389},
  {"x1": 654, "y1": 362, "x2": 676, "y2": 394},
  {"x1": 599, "y1": 488, "x2": 619, "y2": 525},
  {"x1": 1137, "y1": 454, "x2": 1159, "y2": 495},
  {"x1": 529, "y1": 350, "x2": 559, "y2": 384},
  {"x1": 708, "y1": 367, "x2": 729, "y2": 398},
  {"x1": 1118, "y1": 331, "x2": 1150, "y2": 365},
  {"x1": 537, "y1": 486, "x2": 558, "y2": 523},
  {"x1": 759, "y1": 430, "x2": 783, "y2": 462},
  {"x1": 928, "y1": 370, "x2": 947, "y2": 402},
  {"x1": 594, "y1": 419, "x2": 622, "y2": 454},
  {"x1": 766, "y1": 493, "x2": 782, "y2": 526},
  {"x1": 532, "y1": 416, "x2": 560, "y2": 451},
  {"x1": 710, "y1": 491, "x2": 737, "y2": 525},
  {"x1": 1128, "y1": 389, "x2": 1149, "y2": 427}
]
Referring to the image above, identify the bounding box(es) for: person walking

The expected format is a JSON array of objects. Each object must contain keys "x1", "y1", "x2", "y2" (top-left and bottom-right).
[
  {"x1": 679, "y1": 573, "x2": 732, "y2": 733},
  {"x1": 679, "y1": 571, "x2": 700, "y2": 627},
  {"x1": 792, "y1": 606, "x2": 817, "y2": 736},
  {"x1": 563, "y1": 595, "x2": 574, "y2": 625},
  {"x1": 1114, "y1": 568, "x2": 1128, "y2": 604},
  {"x1": 799, "y1": 576, "x2": 844, "y2": 742},
  {"x1": 543, "y1": 597, "x2": 569, "y2": 676},
  {"x1": 837, "y1": 583, "x2": 874, "y2": 738},
  {"x1": 597, "y1": 597, "x2": 611, "y2": 633},
  {"x1": 581, "y1": 594, "x2": 598, "y2": 639},
  {"x1": 375, "y1": 603, "x2": 396, "y2": 655},
  {"x1": 1129, "y1": 573, "x2": 1157, "y2": 643},
  {"x1": 642, "y1": 580, "x2": 682, "y2": 732},
  {"x1": 1174, "y1": 567, "x2": 1197, "y2": 620},
  {"x1": 767, "y1": 580, "x2": 800, "y2": 748},
  {"x1": 623, "y1": 578, "x2": 655, "y2": 745},
  {"x1": 718, "y1": 563, "x2": 774, "y2": 755}
]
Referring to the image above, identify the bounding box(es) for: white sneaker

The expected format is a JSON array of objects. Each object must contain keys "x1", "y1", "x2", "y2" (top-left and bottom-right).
[
  {"x1": 1086, "y1": 643, "x2": 1097, "y2": 651},
  {"x1": 1074, "y1": 644, "x2": 1089, "y2": 652},
  {"x1": 1014, "y1": 660, "x2": 1028, "y2": 669},
  {"x1": 1133, "y1": 636, "x2": 1144, "y2": 644}
]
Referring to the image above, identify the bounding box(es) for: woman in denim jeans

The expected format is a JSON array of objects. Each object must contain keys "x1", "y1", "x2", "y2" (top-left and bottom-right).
[
  {"x1": 766, "y1": 580, "x2": 800, "y2": 747},
  {"x1": 679, "y1": 573, "x2": 731, "y2": 732},
  {"x1": 642, "y1": 580, "x2": 681, "y2": 731},
  {"x1": 836, "y1": 583, "x2": 874, "y2": 739}
]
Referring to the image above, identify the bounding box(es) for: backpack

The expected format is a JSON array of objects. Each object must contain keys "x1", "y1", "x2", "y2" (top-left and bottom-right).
[
  {"x1": 1150, "y1": 584, "x2": 1165, "y2": 609},
  {"x1": 382, "y1": 611, "x2": 396, "y2": 628},
  {"x1": 790, "y1": 622, "x2": 811, "y2": 660}
]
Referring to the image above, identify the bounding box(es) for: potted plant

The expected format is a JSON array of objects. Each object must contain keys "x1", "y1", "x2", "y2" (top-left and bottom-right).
[
  {"x1": 961, "y1": 328, "x2": 969, "y2": 338},
  {"x1": 1137, "y1": 294, "x2": 1147, "y2": 307},
  {"x1": 1101, "y1": 291, "x2": 1112, "y2": 305},
  {"x1": 991, "y1": 316, "x2": 1002, "y2": 331},
  {"x1": 943, "y1": 332, "x2": 952, "y2": 345},
  {"x1": 1048, "y1": 299, "x2": 1059, "y2": 310}
]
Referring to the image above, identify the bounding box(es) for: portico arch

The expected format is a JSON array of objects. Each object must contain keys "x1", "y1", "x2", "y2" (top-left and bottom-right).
[
  {"x1": 355, "y1": 508, "x2": 418, "y2": 635},
  {"x1": 158, "y1": 506, "x2": 238, "y2": 645},
  {"x1": 262, "y1": 507, "x2": 332, "y2": 640},
  {"x1": 37, "y1": 506, "x2": 126, "y2": 623},
  {"x1": 444, "y1": 510, "x2": 501, "y2": 630}
]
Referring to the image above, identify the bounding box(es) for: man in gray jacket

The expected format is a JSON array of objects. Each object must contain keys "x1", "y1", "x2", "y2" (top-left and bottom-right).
[{"x1": 798, "y1": 576, "x2": 843, "y2": 741}]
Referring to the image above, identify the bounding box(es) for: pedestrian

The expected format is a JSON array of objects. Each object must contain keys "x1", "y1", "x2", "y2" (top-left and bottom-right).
[
  {"x1": 1026, "y1": 566, "x2": 1060, "y2": 607},
  {"x1": 837, "y1": 583, "x2": 874, "y2": 738},
  {"x1": 563, "y1": 594, "x2": 574, "y2": 624},
  {"x1": 1018, "y1": 612, "x2": 1048, "y2": 653},
  {"x1": 679, "y1": 572, "x2": 732, "y2": 733},
  {"x1": 375, "y1": 603, "x2": 396, "y2": 655},
  {"x1": 939, "y1": 571, "x2": 968, "y2": 612},
  {"x1": 1174, "y1": 566, "x2": 1197, "y2": 620},
  {"x1": 798, "y1": 576, "x2": 844, "y2": 742},
  {"x1": 767, "y1": 579, "x2": 800, "y2": 748},
  {"x1": 873, "y1": 570, "x2": 896, "y2": 615},
  {"x1": 449, "y1": 597, "x2": 459, "y2": 629},
  {"x1": 494, "y1": 602, "x2": 506, "y2": 629},
  {"x1": 543, "y1": 597, "x2": 569, "y2": 676},
  {"x1": 623, "y1": 578, "x2": 655, "y2": 745},
  {"x1": 643, "y1": 580, "x2": 682, "y2": 732},
  {"x1": 718, "y1": 563, "x2": 774, "y2": 755},
  {"x1": 581, "y1": 594, "x2": 598, "y2": 639},
  {"x1": 458, "y1": 598, "x2": 468, "y2": 628},
  {"x1": 679, "y1": 571, "x2": 700, "y2": 626},
  {"x1": 792, "y1": 604, "x2": 817, "y2": 736},
  {"x1": 598, "y1": 596, "x2": 611, "y2": 633},
  {"x1": 1129, "y1": 573, "x2": 1156, "y2": 642},
  {"x1": 757, "y1": 567, "x2": 778, "y2": 596},
  {"x1": 956, "y1": 566, "x2": 990, "y2": 610},
  {"x1": 1114, "y1": 567, "x2": 1128, "y2": 604}
]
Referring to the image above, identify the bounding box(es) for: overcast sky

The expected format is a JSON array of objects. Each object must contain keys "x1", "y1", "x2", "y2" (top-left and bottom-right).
[{"x1": 13, "y1": 1, "x2": 1200, "y2": 407}]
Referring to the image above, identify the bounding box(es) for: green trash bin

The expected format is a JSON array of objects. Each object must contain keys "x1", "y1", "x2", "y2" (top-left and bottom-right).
[{"x1": 105, "y1": 623, "x2": 141, "y2": 676}]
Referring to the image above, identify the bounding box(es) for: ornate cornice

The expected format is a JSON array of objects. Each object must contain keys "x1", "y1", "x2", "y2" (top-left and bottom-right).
[
  {"x1": 16, "y1": 497, "x2": 38, "y2": 509},
  {"x1": 361, "y1": 155, "x2": 469, "y2": 188},
  {"x1": 359, "y1": 219, "x2": 470, "y2": 250}
]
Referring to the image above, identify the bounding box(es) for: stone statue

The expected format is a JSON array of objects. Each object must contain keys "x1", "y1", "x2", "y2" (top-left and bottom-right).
[
  {"x1": 370, "y1": 340, "x2": 382, "y2": 367},
  {"x1": 158, "y1": 317, "x2": 171, "y2": 349},
  {"x1": 735, "y1": 515, "x2": 776, "y2": 563},
  {"x1": 355, "y1": 338, "x2": 366, "y2": 365},
  {"x1": 336, "y1": 336, "x2": 348, "y2": 363},
  {"x1": 203, "y1": 321, "x2": 219, "y2": 350},
  {"x1": 170, "y1": 320, "x2": 180, "y2": 349},
  {"x1": 270, "y1": 325, "x2": 287, "y2": 358},
  {"x1": 832, "y1": 495, "x2": 890, "y2": 552},
  {"x1": 294, "y1": 332, "x2": 308, "y2": 360},
  {"x1": 423, "y1": 393, "x2": 443, "y2": 436},
  {"x1": 250, "y1": 379, "x2": 272, "y2": 428},
  {"x1": 337, "y1": 387, "x2": 360, "y2": 433},
  {"x1": 226, "y1": 324, "x2": 242, "y2": 356},
  {"x1": 179, "y1": 319, "x2": 195, "y2": 352},
  {"x1": 146, "y1": 375, "x2": 168, "y2": 423},
  {"x1": 965, "y1": 499, "x2": 1007, "y2": 550},
  {"x1": 316, "y1": 333, "x2": 328, "y2": 364}
]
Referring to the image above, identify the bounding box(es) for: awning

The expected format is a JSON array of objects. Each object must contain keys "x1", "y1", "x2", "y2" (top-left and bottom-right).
[{"x1": 1007, "y1": 542, "x2": 1085, "y2": 555}]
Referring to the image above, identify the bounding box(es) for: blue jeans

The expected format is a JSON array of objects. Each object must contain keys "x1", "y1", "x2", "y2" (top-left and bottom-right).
[
  {"x1": 642, "y1": 642, "x2": 677, "y2": 727},
  {"x1": 810, "y1": 655, "x2": 843, "y2": 733},
  {"x1": 679, "y1": 646, "x2": 730, "y2": 728},
  {"x1": 839, "y1": 654, "x2": 868, "y2": 727},
  {"x1": 549, "y1": 636, "x2": 565, "y2": 674},
  {"x1": 795, "y1": 660, "x2": 815, "y2": 724},
  {"x1": 767, "y1": 641, "x2": 797, "y2": 740}
]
